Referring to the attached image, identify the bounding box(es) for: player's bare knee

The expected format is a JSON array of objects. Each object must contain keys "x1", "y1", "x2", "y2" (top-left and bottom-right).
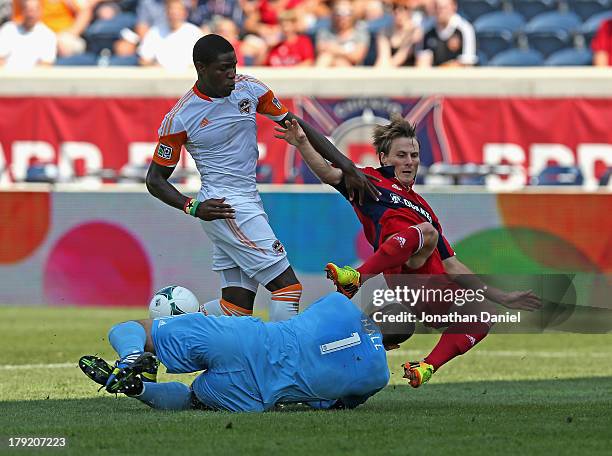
[{"x1": 417, "y1": 222, "x2": 438, "y2": 248}]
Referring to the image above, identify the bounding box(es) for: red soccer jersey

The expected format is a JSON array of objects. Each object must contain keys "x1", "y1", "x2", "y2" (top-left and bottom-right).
[
  {"x1": 334, "y1": 166, "x2": 455, "y2": 274},
  {"x1": 591, "y1": 19, "x2": 612, "y2": 65},
  {"x1": 266, "y1": 35, "x2": 314, "y2": 66}
]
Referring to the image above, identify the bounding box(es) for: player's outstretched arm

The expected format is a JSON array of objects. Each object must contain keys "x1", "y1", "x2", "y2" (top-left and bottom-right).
[
  {"x1": 145, "y1": 162, "x2": 235, "y2": 221},
  {"x1": 443, "y1": 256, "x2": 542, "y2": 311},
  {"x1": 275, "y1": 119, "x2": 343, "y2": 185},
  {"x1": 279, "y1": 113, "x2": 380, "y2": 204}
]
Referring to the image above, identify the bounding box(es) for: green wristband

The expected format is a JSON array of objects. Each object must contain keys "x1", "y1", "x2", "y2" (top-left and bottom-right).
[{"x1": 189, "y1": 199, "x2": 200, "y2": 217}]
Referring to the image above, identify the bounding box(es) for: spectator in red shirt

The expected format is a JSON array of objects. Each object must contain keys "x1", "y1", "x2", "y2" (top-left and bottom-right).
[
  {"x1": 265, "y1": 9, "x2": 314, "y2": 66},
  {"x1": 592, "y1": 18, "x2": 612, "y2": 66}
]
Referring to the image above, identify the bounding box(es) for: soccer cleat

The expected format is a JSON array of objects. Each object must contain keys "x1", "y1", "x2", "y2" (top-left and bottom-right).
[
  {"x1": 141, "y1": 357, "x2": 160, "y2": 383},
  {"x1": 106, "y1": 352, "x2": 158, "y2": 396},
  {"x1": 402, "y1": 361, "x2": 435, "y2": 388},
  {"x1": 325, "y1": 263, "x2": 361, "y2": 298},
  {"x1": 79, "y1": 355, "x2": 113, "y2": 387}
]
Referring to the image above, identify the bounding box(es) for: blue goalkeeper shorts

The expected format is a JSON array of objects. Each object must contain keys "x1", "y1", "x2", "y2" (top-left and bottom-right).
[{"x1": 151, "y1": 313, "x2": 265, "y2": 411}]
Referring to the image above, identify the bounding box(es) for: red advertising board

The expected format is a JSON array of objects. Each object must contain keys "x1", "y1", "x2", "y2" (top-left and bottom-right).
[{"x1": 1, "y1": 96, "x2": 611, "y2": 185}]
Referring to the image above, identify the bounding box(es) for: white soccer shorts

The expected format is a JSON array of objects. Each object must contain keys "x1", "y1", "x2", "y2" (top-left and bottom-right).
[{"x1": 200, "y1": 198, "x2": 290, "y2": 287}]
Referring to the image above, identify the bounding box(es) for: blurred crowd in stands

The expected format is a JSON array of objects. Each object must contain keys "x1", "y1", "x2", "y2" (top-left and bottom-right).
[{"x1": 0, "y1": 0, "x2": 611, "y2": 70}]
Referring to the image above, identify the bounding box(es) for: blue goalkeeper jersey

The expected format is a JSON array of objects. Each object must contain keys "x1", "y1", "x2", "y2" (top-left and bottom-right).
[{"x1": 154, "y1": 292, "x2": 390, "y2": 412}]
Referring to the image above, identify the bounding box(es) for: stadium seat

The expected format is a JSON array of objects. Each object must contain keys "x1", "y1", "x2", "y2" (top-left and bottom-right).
[
  {"x1": 459, "y1": 175, "x2": 487, "y2": 185},
  {"x1": 109, "y1": 55, "x2": 139, "y2": 66},
  {"x1": 55, "y1": 52, "x2": 99, "y2": 66},
  {"x1": 477, "y1": 50, "x2": 489, "y2": 65},
  {"x1": 365, "y1": 13, "x2": 393, "y2": 33},
  {"x1": 524, "y1": 11, "x2": 582, "y2": 57},
  {"x1": 544, "y1": 47, "x2": 593, "y2": 64},
  {"x1": 566, "y1": 0, "x2": 612, "y2": 21},
  {"x1": 532, "y1": 166, "x2": 584, "y2": 185},
  {"x1": 84, "y1": 13, "x2": 137, "y2": 56},
  {"x1": 118, "y1": 0, "x2": 138, "y2": 13},
  {"x1": 458, "y1": 0, "x2": 503, "y2": 22},
  {"x1": 474, "y1": 11, "x2": 526, "y2": 59},
  {"x1": 488, "y1": 47, "x2": 544, "y2": 65},
  {"x1": 510, "y1": 0, "x2": 557, "y2": 21},
  {"x1": 579, "y1": 11, "x2": 612, "y2": 44},
  {"x1": 363, "y1": 32, "x2": 378, "y2": 66},
  {"x1": 25, "y1": 164, "x2": 58, "y2": 183}
]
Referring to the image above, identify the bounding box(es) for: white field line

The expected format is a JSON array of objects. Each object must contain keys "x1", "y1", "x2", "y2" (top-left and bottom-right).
[{"x1": 0, "y1": 349, "x2": 610, "y2": 371}]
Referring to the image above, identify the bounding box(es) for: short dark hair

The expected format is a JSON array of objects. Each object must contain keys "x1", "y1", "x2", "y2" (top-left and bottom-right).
[
  {"x1": 370, "y1": 303, "x2": 415, "y2": 347},
  {"x1": 192, "y1": 34, "x2": 235, "y2": 66},
  {"x1": 372, "y1": 114, "x2": 419, "y2": 165}
]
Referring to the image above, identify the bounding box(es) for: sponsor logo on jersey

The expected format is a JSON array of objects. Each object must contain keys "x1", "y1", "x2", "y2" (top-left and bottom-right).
[
  {"x1": 200, "y1": 117, "x2": 210, "y2": 128},
  {"x1": 239, "y1": 98, "x2": 251, "y2": 114},
  {"x1": 272, "y1": 97, "x2": 282, "y2": 110},
  {"x1": 388, "y1": 192, "x2": 433, "y2": 223},
  {"x1": 157, "y1": 143, "x2": 173, "y2": 160},
  {"x1": 272, "y1": 240, "x2": 285, "y2": 255}
]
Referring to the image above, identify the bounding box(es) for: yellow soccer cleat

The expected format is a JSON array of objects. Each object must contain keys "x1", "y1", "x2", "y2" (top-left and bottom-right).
[
  {"x1": 403, "y1": 361, "x2": 435, "y2": 388},
  {"x1": 325, "y1": 263, "x2": 361, "y2": 298}
]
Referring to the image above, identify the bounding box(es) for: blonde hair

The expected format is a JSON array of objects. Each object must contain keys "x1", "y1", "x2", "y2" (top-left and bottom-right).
[{"x1": 372, "y1": 115, "x2": 418, "y2": 164}]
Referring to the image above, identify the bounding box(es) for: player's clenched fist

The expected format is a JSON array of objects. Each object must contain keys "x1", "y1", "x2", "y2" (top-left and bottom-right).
[{"x1": 196, "y1": 198, "x2": 236, "y2": 221}]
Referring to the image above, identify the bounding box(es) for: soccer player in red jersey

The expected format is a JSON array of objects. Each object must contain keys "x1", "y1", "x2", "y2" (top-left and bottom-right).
[{"x1": 275, "y1": 116, "x2": 541, "y2": 387}]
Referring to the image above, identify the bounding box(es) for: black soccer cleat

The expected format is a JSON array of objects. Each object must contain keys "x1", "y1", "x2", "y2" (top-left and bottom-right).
[
  {"x1": 105, "y1": 352, "x2": 158, "y2": 396},
  {"x1": 141, "y1": 356, "x2": 160, "y2": 383},
  {"x1": 79, "y1": 355, "x2": 113, "y2": 388}
]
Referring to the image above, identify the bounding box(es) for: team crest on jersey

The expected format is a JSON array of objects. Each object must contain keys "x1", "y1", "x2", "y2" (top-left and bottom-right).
[
  {"x1": 157, "y1": 143, "x2": 173, "y2": 160},
  {"x1": 239, "y1": 98, "x2": 251, "y2": 114},
  {"x1": 272, "y1": 97, "x2": 282, "y2": 110},
  {"x1": 272, "y1": 240, "x2": 285, "y2": 255},
  {"x1": 200, "y1": 117, "x2": 210, "y2": 128}
]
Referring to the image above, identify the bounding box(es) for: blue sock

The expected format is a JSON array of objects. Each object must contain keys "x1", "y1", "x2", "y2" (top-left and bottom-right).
[
  {"x1": 108, "y1": 321, "x2": 146, "y2": 366},
  {"x1": 134, "y1": 382, "x2": 193, "y2": 411}
]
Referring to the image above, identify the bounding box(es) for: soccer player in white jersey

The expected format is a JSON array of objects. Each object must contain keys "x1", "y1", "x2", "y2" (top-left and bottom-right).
[{"x1": 146, "y1": 34, "x2": 380, "y2": 321}]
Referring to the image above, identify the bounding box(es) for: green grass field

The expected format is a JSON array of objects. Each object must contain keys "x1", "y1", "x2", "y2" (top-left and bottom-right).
[{"x1": 1, "y1": 306, "x2": 611, "y2": 455}]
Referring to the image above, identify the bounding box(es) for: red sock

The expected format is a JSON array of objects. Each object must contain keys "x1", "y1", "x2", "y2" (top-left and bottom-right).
[
  {"x1": 424, "y1": 322, "x2": 490, "y2": 371},
  {"x1": 357, "y1": 226, "x2": 423, "y2": 277}
]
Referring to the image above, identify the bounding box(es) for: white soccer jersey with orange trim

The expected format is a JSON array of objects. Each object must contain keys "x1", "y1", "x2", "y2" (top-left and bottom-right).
[{"x1": 152, "y1": 74, "x2": 288, "y2": 202}]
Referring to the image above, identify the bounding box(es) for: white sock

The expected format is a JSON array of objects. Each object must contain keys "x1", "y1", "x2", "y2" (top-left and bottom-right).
[
  {"x1": 201, "y1": 299, "x2": 223, "y2": 316},
  {"x1": 269, "y1": 284, "x2": 302, "y2": 321},
  {"x1": 269, "y1": 301, "x2": 299, "y2": 321}
]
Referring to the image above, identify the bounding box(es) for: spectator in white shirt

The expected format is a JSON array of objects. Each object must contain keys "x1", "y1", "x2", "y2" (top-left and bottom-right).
[
  {"x1": 0, "y1": 0, "x2": 57, "y2": 69},
  {"x1": 138, "y1": 0, "x2": 203, "y2": 71}
]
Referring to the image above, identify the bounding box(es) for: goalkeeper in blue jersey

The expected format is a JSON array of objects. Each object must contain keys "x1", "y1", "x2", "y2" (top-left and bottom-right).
[{"x1": 79, "y1": 292, "x2": 412, "y2": 412}]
